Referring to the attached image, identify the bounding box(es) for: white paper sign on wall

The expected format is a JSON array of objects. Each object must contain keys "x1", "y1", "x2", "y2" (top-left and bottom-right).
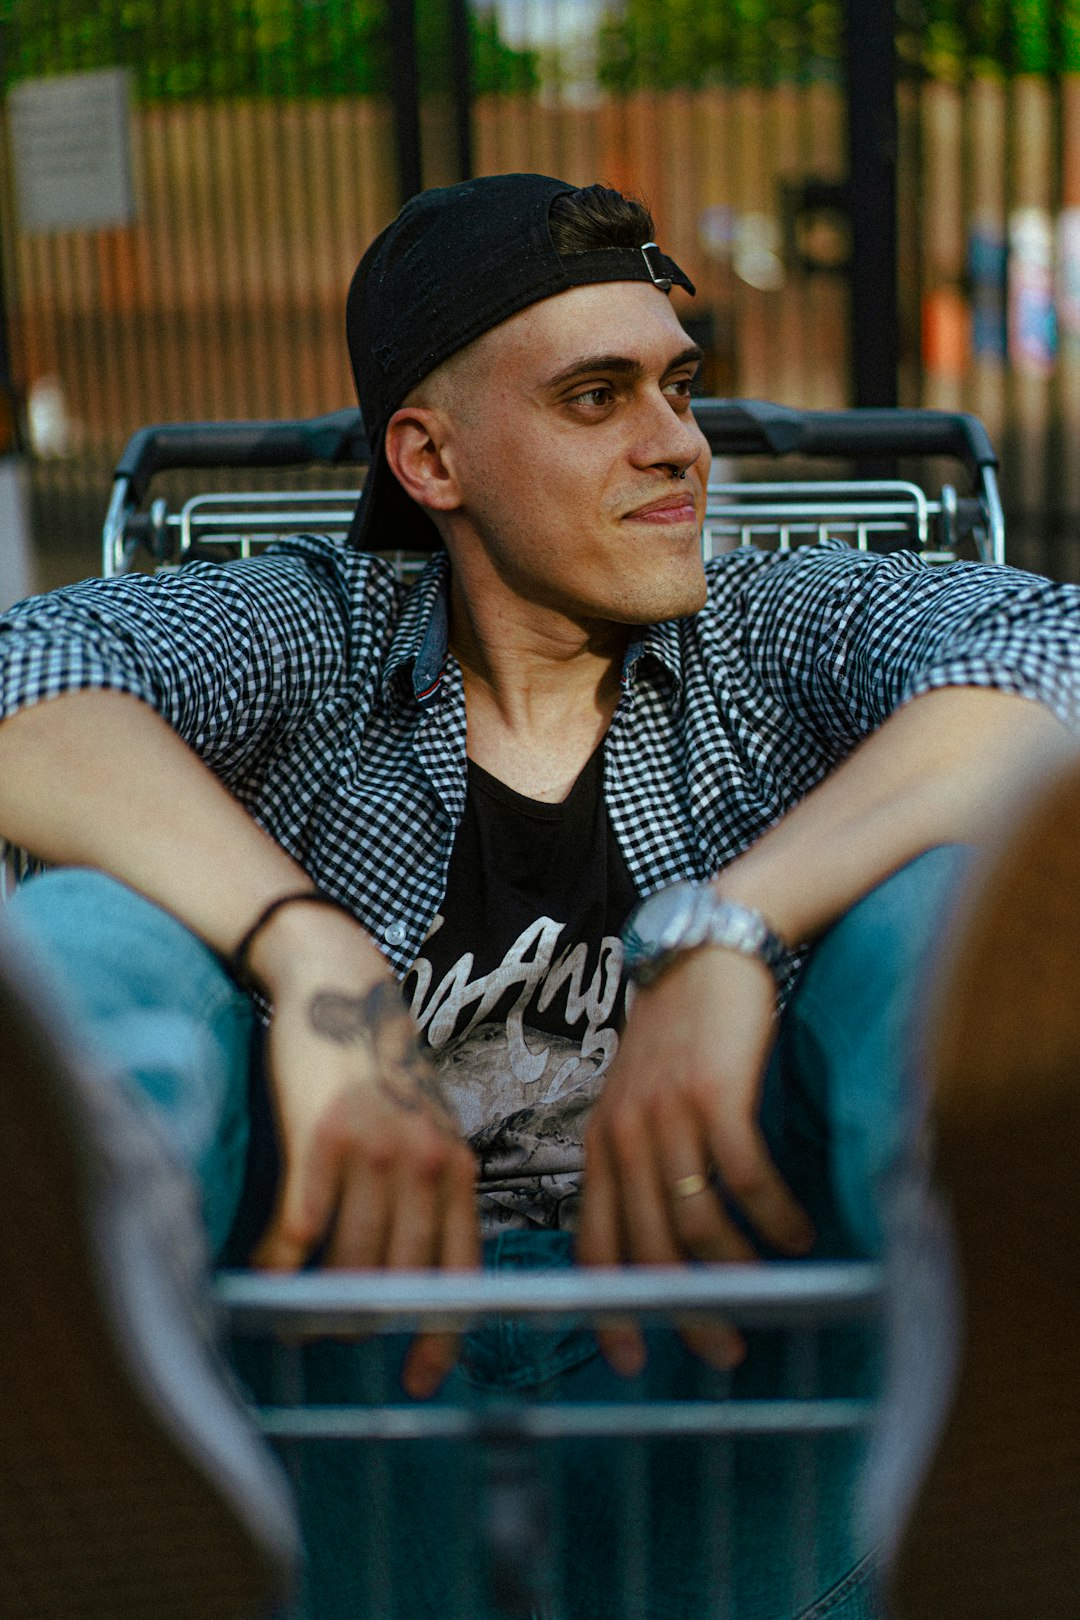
[{"x1": 9, "y1": 69, "x2": 135, "y2": 233}]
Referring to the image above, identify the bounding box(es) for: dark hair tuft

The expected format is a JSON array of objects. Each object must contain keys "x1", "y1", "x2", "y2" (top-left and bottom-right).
[{"x1": 548, "y1": 184, "x2": 656, "y2": 256}]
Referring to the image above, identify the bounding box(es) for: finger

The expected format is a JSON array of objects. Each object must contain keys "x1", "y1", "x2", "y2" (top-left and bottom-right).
[
  {"x1": 387, "y1": 1134, "x2": 450, "y2": 1400},
  {"x1": 658, "y1": 1113, "x2": 757, "y2": 1264},
  {"x1": 324, "y1": 1155, "x2": 392, "y2": 1269},
  {"x1": 578, "y1": 1126, "x2": 624, "y2": 1266},
  {"x1": 615, "y1": 1114, "x2": 683, "y2": 1264},
  {"x1": 407, "y1": 1153, "x2": 481, "y2": 1398},
  {"x1": 385, "y1": 1138, "x2": 443, "y2": 1270},
  {"x1": 703, "y1": 1115, "x2": 814, "y2": 1256},
  {"x1": 403, "y1": 1151, "x2": 479, "y2": 1400},
  {"x1": 440, "y1": 1149, "x2": 482, "y2": 1271},
  {"x1": 616, "y1": 1141, "x2": 744, "y2": 1372},
  {"x1": 580, "y1": 1129, "x2": 645, "y2": 1378},
  {"x1": 604, "y1": 1112, "x2": 737, "y2": 1375},
  {"x1": 612, "y1": 1119, "x2": 745, "y2": 1372},
  {"x1": 678, "y1": 1317, "x2": 747, "y2": 1371},
  {"x1": 252, "y1": 1139, "x2": 340, "y2": 1271}
]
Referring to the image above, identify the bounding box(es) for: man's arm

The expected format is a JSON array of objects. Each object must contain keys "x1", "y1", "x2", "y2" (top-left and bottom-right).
[
  {"x1": 724, "y1": 545, "x2": 1080, "y2": 752},
  {"x1": 717, "y1": 685, "x2": 1076, "y2": 941},
  {"x1": 578, "y1": 686, "x2": 1076, "y2": 1372},
  {"x1": 0, "y1": 691, "x2": 479, "y2": 1398},
  {"x1": 0, "y1": 545, "x2": 359, "y2": 781}
]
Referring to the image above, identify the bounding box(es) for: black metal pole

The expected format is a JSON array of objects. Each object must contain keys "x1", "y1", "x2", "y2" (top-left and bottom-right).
[
  {"x1": 842, "y1": 0, "x2": 899, "y2": 407},
  {"x1": 0, "y1": 20, "x2": 19, "y2": 449},
  {"x1": 0, "y1": 233, "x2": 19, "y2": 452},
  {"x1": 388, "y1": 0, "x2": 424, "y2": 204},
  {"x1": 447, "y1": 0, "x2": 474, "y2": 182}
]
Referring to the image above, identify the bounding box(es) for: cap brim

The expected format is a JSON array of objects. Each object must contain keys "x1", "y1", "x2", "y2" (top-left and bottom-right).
[{"x1": 346, "y1": 430, "x2": 444, "y2": 553}]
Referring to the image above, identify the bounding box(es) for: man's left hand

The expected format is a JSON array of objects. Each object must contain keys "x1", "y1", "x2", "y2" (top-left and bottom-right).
[{"x1": 577, "y1": 946, "x2": 814, "y2": 1374}]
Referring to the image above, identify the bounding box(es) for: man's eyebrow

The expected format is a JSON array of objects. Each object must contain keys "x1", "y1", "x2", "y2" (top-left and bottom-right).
[{"x1": 542, "y1": 344, "x2": 704, "y2": 391}]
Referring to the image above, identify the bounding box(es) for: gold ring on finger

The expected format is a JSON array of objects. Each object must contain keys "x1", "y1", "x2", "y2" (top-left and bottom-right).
[{"x1": 670, "y1": 1172, "x2": 710, "y2": 1201}]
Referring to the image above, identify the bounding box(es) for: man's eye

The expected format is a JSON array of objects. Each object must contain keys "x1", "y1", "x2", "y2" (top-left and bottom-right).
[
  {"x1": 665, "y1": 375, "x2": 695, "y2": 401},
  {"x1": 569, "y1": 385, "x2": 614, "y2": 408}
]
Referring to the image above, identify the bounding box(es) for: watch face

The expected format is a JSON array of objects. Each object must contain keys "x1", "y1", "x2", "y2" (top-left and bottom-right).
[{"x1": 622, "y1": 880, "x2": 701, "y2": 981}]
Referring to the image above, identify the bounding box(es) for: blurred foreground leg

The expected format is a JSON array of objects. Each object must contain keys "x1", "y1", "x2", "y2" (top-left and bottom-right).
[
  {"x1": 891, "y1": 758, "x2": 1080, "y2": 1619},
  {"x1": 0, "y1": 925, "x2": 300, "y2": 1620}
]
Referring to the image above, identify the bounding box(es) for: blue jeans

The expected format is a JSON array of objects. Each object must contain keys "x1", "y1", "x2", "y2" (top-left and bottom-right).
[{"x1": 3, "y1": 848, "x2": 970, "y2": 1620}]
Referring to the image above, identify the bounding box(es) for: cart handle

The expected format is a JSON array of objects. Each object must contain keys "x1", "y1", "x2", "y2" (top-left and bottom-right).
[
  {"x1": 111, "y1": 401, "x2": 997, "y2": 508},
  {"x1": 114, "y1": 409, "x2": 369, "y2": 505},
  {"x1": 694, "y1": 401, "x2": 998, "y2": 472}
]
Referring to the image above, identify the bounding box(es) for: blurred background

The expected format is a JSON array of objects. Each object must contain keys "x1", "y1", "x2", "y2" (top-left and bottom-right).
[{"x1": 0, "y1": 0, "x2": 1078, "y2": 588}]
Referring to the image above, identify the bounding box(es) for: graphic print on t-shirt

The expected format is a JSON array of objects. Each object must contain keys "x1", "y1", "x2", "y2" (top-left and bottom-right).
[
  {"x1": 401, "y1": 747, "x2": 638, "y2": 1233},
  {"x1": 409, "y1": 912, "x2": 626, "y2": 1228}
]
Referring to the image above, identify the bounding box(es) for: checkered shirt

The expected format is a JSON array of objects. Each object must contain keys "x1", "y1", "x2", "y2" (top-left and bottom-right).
[{"x1": 2, "y1": 536, "x2": 1079, "y2": 992}]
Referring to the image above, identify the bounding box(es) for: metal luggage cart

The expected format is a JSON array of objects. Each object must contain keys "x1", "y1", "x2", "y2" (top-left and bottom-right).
[
  {"x1": 221, "y1": 1263, "x2": 884, "y2": 1620},
  {"x1": 97, "y1": 399, "x2": 1004, "y2": 1619},
  {"x1": 102, "y1": 398, "x2": 1004, "y2": 578}
]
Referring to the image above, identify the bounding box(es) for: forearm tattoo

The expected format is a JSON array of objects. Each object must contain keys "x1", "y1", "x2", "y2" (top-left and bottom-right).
[
  {"x1": 308, "y1": 983, "x2": 399, "y2": 1045},
  {"x1": 307, "y1": 984, "x2": 456, "y2": 1132}
]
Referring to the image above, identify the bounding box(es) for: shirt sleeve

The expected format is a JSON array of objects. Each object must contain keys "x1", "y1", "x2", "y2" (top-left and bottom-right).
[
  {"x1": 0, "y1": 538, "x2": 367, "y2": 781},
  {"x1": 732, "y1": 544, "x2": 1080, "y2": 747}
]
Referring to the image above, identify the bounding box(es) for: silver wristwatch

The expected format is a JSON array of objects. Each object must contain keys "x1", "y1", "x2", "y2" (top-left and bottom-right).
[{"x1": 621, "y1": 880, "x2": 789, "y2": 987}]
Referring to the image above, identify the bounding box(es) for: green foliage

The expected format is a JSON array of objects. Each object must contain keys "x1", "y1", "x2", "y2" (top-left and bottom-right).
[
  {"x1": 1010, "y1": 0, "x2": 1051, "y2": 72},
  {"x1": 596, "y1": 0, "x2": 730, "y2": 93},
  {"x1": 1065, "y1": 0, "x2": 1080, "y2": 72},
  {"x1": 592, "y1": 0, "x2": 1079, "y2": 95},
  {"x1": 921, "y1": 0, "x2": 966, "y2": 80},
  {"x1": 418, "y1": 2, "x2": 538, "y2": 97},
  {"x1": 966, "y1": 0, "x2": 1008, "y2": 76},
  {"x1": 899, "y1": 0, "x2": 1077, "y2": 80},
  {"x1": 596, "y1": 0, "x2": 841, "y2": 94},
  {"x1": 0, "y1": 0, "x2": 536, "y2": 99},
  {"x1": 465, "y1": 10, "x2": 539, "y2": 92},
  {"x1": 805, "y1": 1, "x2": 841, "y2": 74},
  {"x1": 5, "y1": 0, "x2": 1076, "y2": 104}
]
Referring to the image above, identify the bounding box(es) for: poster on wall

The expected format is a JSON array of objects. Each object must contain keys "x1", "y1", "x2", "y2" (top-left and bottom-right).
[
  {"x1": 8, "y1": 69, "x2": 134, "y2": 233},
  {"x1": 1008, "y1": 206, "x2": 1057, "y2": 377}
]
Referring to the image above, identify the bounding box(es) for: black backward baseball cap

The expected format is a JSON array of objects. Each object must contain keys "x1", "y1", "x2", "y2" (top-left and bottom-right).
[{"x1": 345, "y1": 172, "x2": 695, "y2": 552}]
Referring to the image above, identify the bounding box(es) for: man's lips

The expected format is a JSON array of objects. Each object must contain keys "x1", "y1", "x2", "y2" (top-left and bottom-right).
[{"x1": 622, "y1": 492, "x2": 699, "y2": 524}]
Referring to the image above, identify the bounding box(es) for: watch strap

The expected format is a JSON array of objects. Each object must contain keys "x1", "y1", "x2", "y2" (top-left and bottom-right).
[
  {"x1": 693, "y1": 891, "x2": 789, "y2": 974},
  {"x1": 622, "y1": 881, "x2": 790, "y2": 985}
]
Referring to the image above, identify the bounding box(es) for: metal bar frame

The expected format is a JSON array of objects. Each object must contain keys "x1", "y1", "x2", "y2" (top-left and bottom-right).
[
  {"x1": 252, "y1": 1399, "x2": 878, "y2": 1443},
  {"x1": 220, "y1": 1263, "x2": 883, "y2": 1444},
  {"x1": 104, "y1": 474, "x2": 1003, "y2": 575},
  {"x1": 218, "y1": 1259, "x2": 883, "y2": 1336}
]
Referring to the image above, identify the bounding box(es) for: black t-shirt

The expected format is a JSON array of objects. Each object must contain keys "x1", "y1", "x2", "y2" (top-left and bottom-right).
[{"x1": 402, "y1": 744, "x2": 638, "y2": 1232}]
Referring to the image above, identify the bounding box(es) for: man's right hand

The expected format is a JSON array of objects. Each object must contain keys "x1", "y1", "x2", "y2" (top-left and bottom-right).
[
  {"x1": 0, "y1": 697, "x2": 481, "y2": 1394},
  {"x1": 247, "y1": 902, "x2": 481, "y2": 1398}
]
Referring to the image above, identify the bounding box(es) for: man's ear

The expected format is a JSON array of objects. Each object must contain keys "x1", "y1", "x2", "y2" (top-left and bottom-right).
[{"x1": 383, "y1": 406, "x2": 462, "y2": 514}]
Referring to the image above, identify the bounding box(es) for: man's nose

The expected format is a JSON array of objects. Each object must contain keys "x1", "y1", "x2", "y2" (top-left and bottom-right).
[{"x1": 631, "y1": 394, "x2": 709, "y2": 475}]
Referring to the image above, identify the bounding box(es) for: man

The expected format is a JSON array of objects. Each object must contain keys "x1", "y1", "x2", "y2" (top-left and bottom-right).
[{"x1": 0, "y1": 172, "x2": 1078, "y2": 1618}]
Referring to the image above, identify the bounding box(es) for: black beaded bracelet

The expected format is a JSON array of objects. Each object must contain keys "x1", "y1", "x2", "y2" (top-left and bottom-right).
[{"x1": 229, "y1": 890, "x2": 354, "y2": 991}]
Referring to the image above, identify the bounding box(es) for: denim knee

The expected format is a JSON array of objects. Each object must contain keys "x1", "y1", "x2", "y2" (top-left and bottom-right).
[
  {"x1": 4, "y1": 868, "x2": 255, "y2": 1253},
  {"x1": 771, "y1": 845, "x2": 976, "y2": 1257}
]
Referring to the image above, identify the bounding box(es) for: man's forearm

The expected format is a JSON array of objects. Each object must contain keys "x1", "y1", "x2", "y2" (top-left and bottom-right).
[
  {"x1": 0, "y1": 689, "x2": 385, "y2": 987},
  {"x1": 716, "y1": 687, "x2": 1076, "y2": 946},
  {"x1": 0, "y1": 688, "x2": 478, "y2": 1335}
]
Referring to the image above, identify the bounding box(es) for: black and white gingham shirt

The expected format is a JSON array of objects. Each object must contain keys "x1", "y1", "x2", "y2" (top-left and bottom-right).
[{"x1": 2, "y1": 537, "x2": 1079, "y2": 989}]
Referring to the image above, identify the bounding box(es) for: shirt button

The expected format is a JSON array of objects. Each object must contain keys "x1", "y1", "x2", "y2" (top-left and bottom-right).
[{"x1": 383, "y1": 920, "x2": 408, "y2": 946}]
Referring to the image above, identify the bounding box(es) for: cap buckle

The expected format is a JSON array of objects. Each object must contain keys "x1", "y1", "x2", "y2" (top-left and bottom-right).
[{"x1": 640, "y1": 242, "x2": 672, "y2": 292}]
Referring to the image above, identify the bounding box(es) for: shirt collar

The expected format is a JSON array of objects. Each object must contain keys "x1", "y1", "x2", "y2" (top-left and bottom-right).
[
  {"x1": 620, "y1": 615, "x2": 684, "y2": 700},
  {"x1": 382, "y1": 551, "x2": 453, "y2": 709},
  {"x1": 384, "y1": 550, "x2": 686, "y2": 711}
]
